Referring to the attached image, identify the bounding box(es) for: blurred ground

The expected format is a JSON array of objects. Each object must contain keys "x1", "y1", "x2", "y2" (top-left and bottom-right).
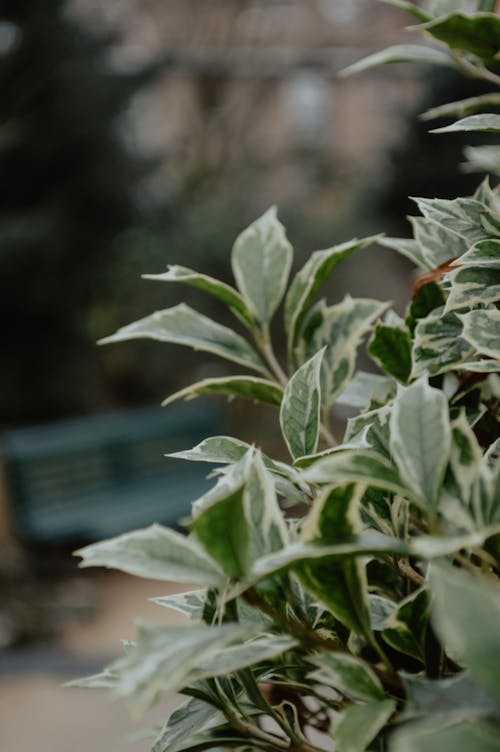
[{"x1": 0, "y1": 572, "x2": 191, "y2": 752}]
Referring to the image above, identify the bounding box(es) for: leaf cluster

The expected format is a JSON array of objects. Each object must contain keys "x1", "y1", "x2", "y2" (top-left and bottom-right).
[{"x1": 74, "y1": 6, "x2": 500, "y2": 752}]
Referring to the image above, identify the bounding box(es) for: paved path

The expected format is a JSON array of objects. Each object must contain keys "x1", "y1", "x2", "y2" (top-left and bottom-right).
[{"x1": 0, "y1": 572, "x2": 191, "y2": 752}]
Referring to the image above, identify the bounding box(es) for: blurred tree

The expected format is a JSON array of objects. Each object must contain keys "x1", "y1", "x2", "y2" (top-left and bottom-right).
[{"x1": 0, "y1": 0, "x2": 159, "y2": 424}]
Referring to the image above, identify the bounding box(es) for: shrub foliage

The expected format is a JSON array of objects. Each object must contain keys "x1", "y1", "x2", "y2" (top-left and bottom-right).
[{"x1": 74, "y1": 4, "x2": 500, "y2": 751}]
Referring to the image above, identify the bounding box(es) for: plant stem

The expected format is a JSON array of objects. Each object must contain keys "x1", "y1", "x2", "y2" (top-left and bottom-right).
[
  {"x1": 220, "y1": 683, "x2": 325, "y2": 752},
  {"x1": 397, "y1": 559, "x2": 425, "y2": 587},
  {"x1": 256, "y1": 325, "x2": 289, "y2": 387},
  {"x1": 452, "y1": 51, "x2": 500, "y2": 87},
  {"x1": 244, "y1": 588, "x2": 403, "y2": 694}
]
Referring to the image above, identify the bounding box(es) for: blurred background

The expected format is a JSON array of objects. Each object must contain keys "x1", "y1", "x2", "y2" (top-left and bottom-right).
[{"x1": 0, "y1": 1, "x2": 493, "y2": 750}]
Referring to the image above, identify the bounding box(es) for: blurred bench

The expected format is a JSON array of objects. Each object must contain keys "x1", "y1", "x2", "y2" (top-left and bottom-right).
[{"x1": 1, "y1": 403, "x2": 222, "y2": 543}]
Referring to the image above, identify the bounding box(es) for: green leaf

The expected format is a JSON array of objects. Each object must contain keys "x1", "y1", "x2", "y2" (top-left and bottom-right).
[
  {"x1": 418, "y1": 12, "x2": 500, "y2": 62},
  {"x1": 308, "y1": 652, "x2": 385, "y2": 702},
  {"x1": 430, "y1": 563, "x2": 500, "y2": 700},
  {"x1": 284, "y1": 236, "x2": 380, "y2": 363},
  {"x1": 382, "y1": 588, "x2": 430, "y2": 663},
  {"x1": 111, "y1": 622, "x2": 256, "y2": 711},
  {"x1": 162, "y1": 376, "x2": 283, "y2": 408},
  {"x1": 406, "y1": 281, "x2": 446, "y2": 335},
  {"x1": 421, "y1": 93, "x2": 500, "y2": 122},
  {"x1": 446, "y1": 266, "x2": 500, "y2": 312},
  {"x1": 152, "y1": 589, "x2": 207, "y2": 621},
  {"x1": 99, "y1": 303, "x2": 269, "y2": 376},
  {"x1": 412, "y1": 308, "x2": 474, "y2": 377},
  {"x1": 231, "y1": 206, "x2": 293, "y2": 325},
  {"x1": 190, "y1": 456, "x2": 250, "y2": 578},
  {"x1": 280, "y1": 348, "x2": 325, "y2": 460},
  {"x1": 390, "y1": 378, "x2": 451, "y2": 512},
  {"x1": 460, "y1": 307, "x2": 500, "y2": 359},
  {"x1": 298, "y1": 484, "x2": 371, "y2": 634},
  {"x1": 339, "y1": 44, "x2": 453, "y2": 78},
  {"x1": 432, "y1": 114, "x2": 500, "y2": 134},
  {"x1": 298, "y1": 296, "x2": 389, "y2": 406},
  {"x1": 152, "y1": 698, "x2": 226, "y2": 752},
  {"x1": 75, "y1": 525, "x2": 226, "y2": 586},
  {"x1": 369, "y1": 324, "x2": 412, "y2": 383},
  {"x1": 335, "y1": 699, "x2": 395, "y2": 752},
  {"x1": 191, "y1": 450, "x2": 288, "y2": 577},
  {"x1": 143, "y1": 265, "x2": 254, "y2": 327},
  {"x1": 302, "y1": 449, "x2": 412, "y2": 500},
  {"x1": 455, "y1": 238, "x2": 500, "y2": 267}
]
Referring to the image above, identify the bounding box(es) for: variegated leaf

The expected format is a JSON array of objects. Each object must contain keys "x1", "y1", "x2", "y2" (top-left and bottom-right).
[
  {"x1": 450, "y1": 410, "x2": 483, "y2": 503},
  {"x1": 302, "y1": 449, "x2": 411, "y2": 500},
  {"x1": 152, "y1": 697, "x2": 226, "y2": 752},
  {"x1": 431, "y1": 114, "x2": 500, "y2": 135},
  {"x1": 378, "y1": 1, "x2": 430, "y2": 22},
  {"x1": 284, "y1": 235, "x2": 380, "y2": 363},
  {"x1": 345, "y1": 403, "x2": 393, "y2": 457},
  {"x1": 280, "y1": 348, "x2": 325, "y2": 460},
  {"x1": 111, "y1": 622, "x2": 257, "y2": 710},
  {"x1": 412, "y1": 308, "x2": 474, "y2": 378},
  {"x1": 379, "y1": 236, "x2": 431, "y2": 270},
  {"x1": 339, "y1": 44, "x2": 453, "y2": 78},
  {"x1": 75, "y1": 525, "x2": 225, "y2": 586},
  {"x1": 336, "y1": 371, "x2": 394, "y2": 409},
  {"x1": 460, "y1": 308, "x2": 500, "y2": 360},
  {"x1": 382, "y1": 588, "x2": 430, "y2": 663},
  {"x1": 152, "y1": 589, "x2": 207, "y2": 620},
  {"x1": 421, "y1": 93, "x2": 500, "y2": 122},
  {"x1": 99, "y1": 303, "x2": 269, "y2": 376},
  {"x1": 390, "y1": 378, "x2": 451, "y2": 512},
  {"x1": 430, "y1": 563, "x2": 500, "y2": 701},
  {"x1": 445, "y1": 266, "x2": 500, "y2": 312},
  {"x1": 298, "y1": 296, "x2": 389, "y2": 406},
  {"x1": 168, "y1": 436, "x2": 310, "y2": 503},
  {"x1": 334, "y1": 700, "x2": 395, "y2": 752},
  {"x1": 242, "y1": 450, "x2": 289, "y2": 566},
  {"x1": 298, "y1": 484, "x2": 371, "y2": 635},
  {"x1": 143, "y1": 265, "x2": 254, "y2": 326},
  {"x1": 410, "y1": 216, "x2": 467, "y2": 268},
  {"x1": 413, "y1": 196, "x2": 500, "y2": 246},
  {"x1": 308, "y1": 651, "x2": 384, "y2": 702},
  {"x1": 231, "y1": 206, "x2": 293, "y2": 325},
  {"x1": 453, "y1": 238, "x2": 500, "y2": 267},
  {"x1": 162, "y1": 376, "x2": 283, "y2": 408}
]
